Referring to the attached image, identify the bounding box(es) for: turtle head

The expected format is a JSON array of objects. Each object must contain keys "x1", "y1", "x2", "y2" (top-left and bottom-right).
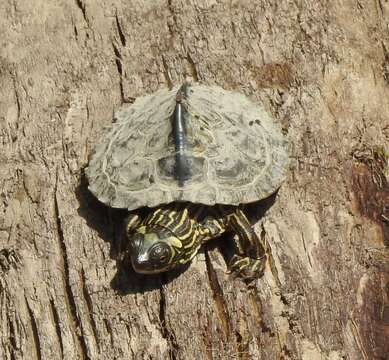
[{"x1": 128, "y1": 225, "x2": 193, "y2": 274}]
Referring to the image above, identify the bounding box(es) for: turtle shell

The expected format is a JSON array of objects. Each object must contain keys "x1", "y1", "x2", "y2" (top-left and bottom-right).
[{"x1": 86, "y1": 84, "x2": 289, "y2": 210}]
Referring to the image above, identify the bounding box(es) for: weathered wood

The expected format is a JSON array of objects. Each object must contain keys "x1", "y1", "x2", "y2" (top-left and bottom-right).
[{"x1": 1, "y1": 1, "x2": 388, "y2": 359}]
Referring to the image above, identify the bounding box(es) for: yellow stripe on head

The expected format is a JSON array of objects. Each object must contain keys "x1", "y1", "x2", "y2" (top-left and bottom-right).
[
  {"x1": 137, "y1": 226, "x2": 147, "y2": 234},
  {"x1": 165, "y1": 236, "x2": 183, "y2": 249},
  {"x1": 171, "y1": 208, "x2": 189, "y2": 233}
]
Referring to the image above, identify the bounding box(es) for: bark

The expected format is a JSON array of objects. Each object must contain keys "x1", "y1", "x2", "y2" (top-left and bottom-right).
[{"x1": 1, "y1": 1, "x2": 389, "y2": 359}]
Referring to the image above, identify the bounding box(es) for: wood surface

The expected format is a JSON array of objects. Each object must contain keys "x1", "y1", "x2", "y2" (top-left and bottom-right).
[{"x1": 0, "y1": 1, "x2": 388, "y2": 359}]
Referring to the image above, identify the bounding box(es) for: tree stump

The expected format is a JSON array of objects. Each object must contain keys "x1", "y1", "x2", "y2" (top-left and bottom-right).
[{"x1": 0, "y1": 1, "x2": 388, "y2": 359}]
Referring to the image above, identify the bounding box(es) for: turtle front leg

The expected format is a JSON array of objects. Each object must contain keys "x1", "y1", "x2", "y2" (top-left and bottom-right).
[
  {"x1": 197, "y1": 209, "x2": 266, "y2": 279},
  {"x1": 227, "y1": 209, "x2": 267, "y2": 279},
  {"x1": 197, "y1": 216, "x2": 227, "y2": 240}
]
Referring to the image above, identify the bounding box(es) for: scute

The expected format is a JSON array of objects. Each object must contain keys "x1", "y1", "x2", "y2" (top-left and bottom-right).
[
  {"x1": 86, "y1": 84, "x2": 289, "y2": 210},
  {"x1": 211, "y1": 157, "x2": 254, "y2": 186},
  {"x1": 157, "y1": 156, "x2": 205, "y2": 184}
]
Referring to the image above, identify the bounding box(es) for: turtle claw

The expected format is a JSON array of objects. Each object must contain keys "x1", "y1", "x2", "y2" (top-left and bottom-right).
[{"x1": 228, "y1": 254, "x2": 266, "y2": 280}]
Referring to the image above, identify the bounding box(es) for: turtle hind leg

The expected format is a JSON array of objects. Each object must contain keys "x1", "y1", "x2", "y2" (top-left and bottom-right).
[{"x1": 227, "y1": 209, "x2": 267, "y2": 280}]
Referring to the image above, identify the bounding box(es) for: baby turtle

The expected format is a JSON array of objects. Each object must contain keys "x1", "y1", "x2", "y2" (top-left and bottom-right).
[{"x1": 86, "y1": 83, "x2": 288, "y2": 278}]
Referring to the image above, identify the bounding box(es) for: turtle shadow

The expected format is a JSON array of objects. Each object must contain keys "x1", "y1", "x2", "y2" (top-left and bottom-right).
[
  {"x1": 76, "y1": 170, "x2": 279, "y2": 293},
  {"x1": 76, "y1": 171, "x2": 186, "y2": 293},
  {"x1": 76, "y1": 171, "x2": 127, "y2": 258},
  {"x1": 111, "y1": 260, "x2": 190, "y2": 295},
  {"x1": 244, "y1": 191, "x2": 278, "y2": 223}
]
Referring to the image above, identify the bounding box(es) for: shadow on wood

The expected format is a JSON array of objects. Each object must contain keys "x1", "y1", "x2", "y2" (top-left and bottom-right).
[{"x1": 76, "y1": 169, "x2": 191, "y2": 294}]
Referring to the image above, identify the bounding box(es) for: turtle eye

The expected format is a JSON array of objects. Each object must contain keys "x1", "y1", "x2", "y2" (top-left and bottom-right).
[{"x1": 149, "y1": 243, "x2": 172, "y2": 266}]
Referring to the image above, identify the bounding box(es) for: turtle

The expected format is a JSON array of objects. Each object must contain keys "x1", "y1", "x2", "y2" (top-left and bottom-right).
[{"x1": 86, "y1": 82, "x2": 288, "y2": 278}]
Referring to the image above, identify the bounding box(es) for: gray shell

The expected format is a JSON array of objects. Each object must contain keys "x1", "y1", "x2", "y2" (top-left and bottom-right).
[{"x1": 86, "y1": 84, "x2": 289, "y2": 210}]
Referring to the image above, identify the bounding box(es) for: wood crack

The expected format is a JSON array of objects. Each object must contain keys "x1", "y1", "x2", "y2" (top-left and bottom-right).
[
  {"x1": 161, "y1": 56, "x2": 173, "y2": 88},
  {"x1": 166, "y1": 0, "x2": 178, "y2": 35},
  {"x1": 266, "y1": 234, "x2": 283, "y2": 290},
  {"x1": 5, "y1": 289, "x2": 24, "y2": 358},
  {"x1": 115, "y1": 12, "x2": 126, "y2": 47},
  {"x1": 376, "y1": 0, "x2": 384, "y2": 16},
  {"x1": 25, "y1": 297, "x2": 42, "y2": 360},
  {"x1": 204, "y1": 250, "x2": 232, "y2": 340},
  {"x1": 80, "y1": 267, "x2": 100, "y2": 351},
  {"x1": 13, "y1": 78, "x2": 21, "y2": 127},
  {"x1": 54, "y1": 172, "x2": 89, "y2": 359},
  {"x1": 165, "y1": 1, "x2": 198, "y2": 83},
  {"x1": 186, "y1": 53, "x2": 199, "y2": 81},
  {"x1": 69, "y1": 13, "x2": 79, "y2": 41},
  {"x1": 234, "y1": 330, "x2": 250, "y2": 359},
  {"x1": 0, "y1": 248, "x2": 20, "y2": 274},
  {"x1": 112, "y1": 42, "x2": 124, "y2": 102},
  {"x1": 74, "y1": 0, "x2": 88, "y2": 26},
  {"x1": 301, "y1": 233, "x2": 313, "y2": 268},
  {"x1": 103, "y1": 318, "x2": 114, "y2": 347},
  {"x1": 159, "y1": 287, "x2": 179, "y2": 360},
  {"x1": 49, "y1": 299, "x2": 64, "y2": 358}
]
